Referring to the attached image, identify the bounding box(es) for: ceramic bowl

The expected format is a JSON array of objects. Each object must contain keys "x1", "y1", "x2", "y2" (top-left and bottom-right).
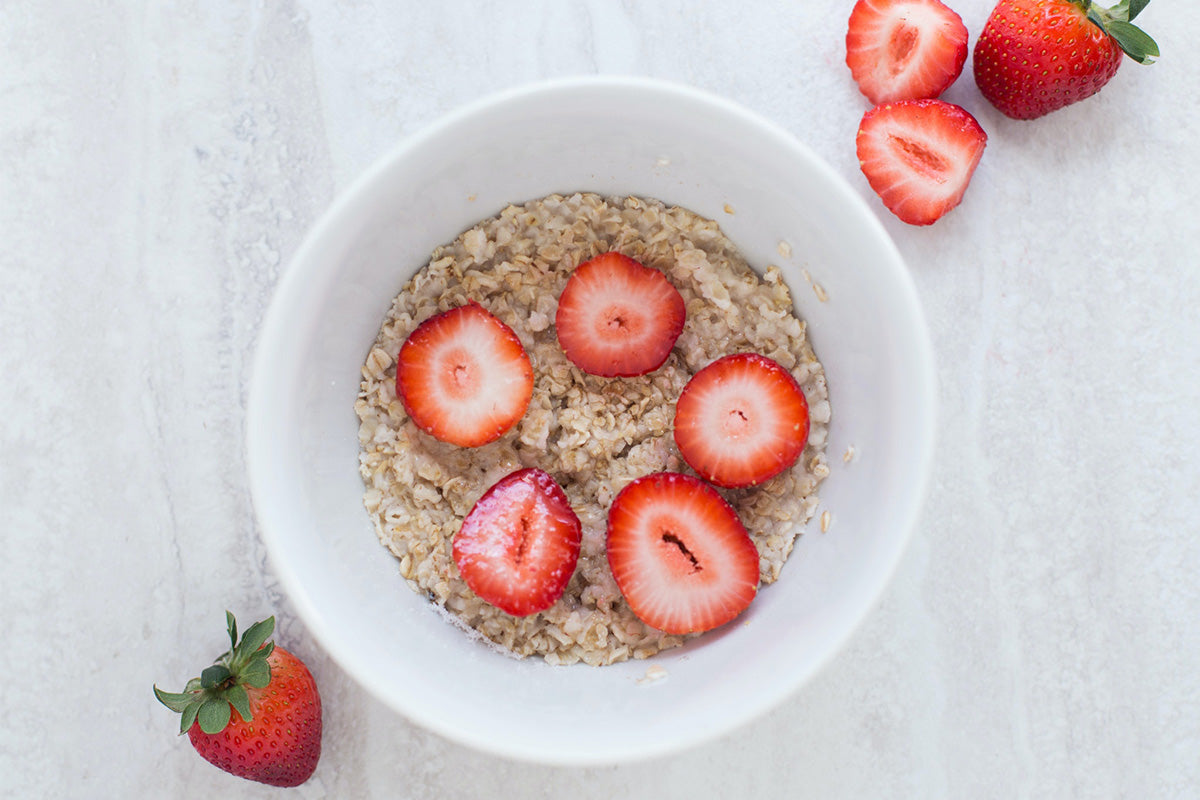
[{"x1": 246, "y1": 76, "x2": 935, "y2": 764}]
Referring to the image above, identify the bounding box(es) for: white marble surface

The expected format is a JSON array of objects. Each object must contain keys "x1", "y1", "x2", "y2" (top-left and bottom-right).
[{"x1": 2, "y1": 1, "x2": 1197, "y2": 796}]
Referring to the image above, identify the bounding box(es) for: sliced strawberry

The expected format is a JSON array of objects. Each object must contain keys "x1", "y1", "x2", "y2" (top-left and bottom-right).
[
  {"x1": 606, "y1": 472, "x2": 759, "y2": 635},
  {"x1": 554, "y1": 252, "x2": 686, "y2": 377},
  {"x1": 396, "y1": 301, "x2": 534, "y2": 448},
  {"x1": 673, "y1": 353, "x2": 810, "y2": 489},
  {"x1": 845, "y1": 0, "x2": 968, "y2": 104},
  {"x1": 856, "y1": 99, "x2": 987, "y2": 226},
  {"x1": 453, "y1": 468, "x2": 582, "y2": 616}
]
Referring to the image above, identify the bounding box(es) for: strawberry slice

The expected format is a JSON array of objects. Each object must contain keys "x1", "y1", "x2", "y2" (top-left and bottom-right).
[
  {"x1": 554, "y1": 252, "x2": 686, "y2": 377},
  {"x1": 673, "y1": 353, "x2": 810, "y2": 489},
  {"x1": 453, "y1": 468, "x2": 582, "y2": 616},
  {"x1": 606, "y1": 472, "x2": 760, "y2": 635},
  {"x1": 845, "y1": 0, "x2": 969, "y2": 104},
  {"x1": 855, "y1": 99, "x2": 987, "y2": 226},
  {"x1": 396, "y1": 301, "x2": 534, "y2": 448}
]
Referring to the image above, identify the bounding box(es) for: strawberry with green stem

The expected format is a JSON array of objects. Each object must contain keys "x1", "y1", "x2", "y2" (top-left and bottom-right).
[
  {"x1": 154, "y1": 613, "x2": 322, "y2": 788},
  {"x1": 973, "y1": 0, "x2": 1159, "y2": 120}
]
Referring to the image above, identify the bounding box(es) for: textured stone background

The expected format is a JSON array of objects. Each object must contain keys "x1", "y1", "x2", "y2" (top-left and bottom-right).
[{"x1": 2, "y1": 1, "x2": 1196, "y2": 797}]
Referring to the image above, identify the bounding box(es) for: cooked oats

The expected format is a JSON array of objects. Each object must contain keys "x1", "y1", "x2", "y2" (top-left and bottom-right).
[
  {"x1": 355, "y1": 192, "x2": 830, "y2": 666},
  {"x1": 637, "y1": 664, "x2": 669, "y2": 686}
]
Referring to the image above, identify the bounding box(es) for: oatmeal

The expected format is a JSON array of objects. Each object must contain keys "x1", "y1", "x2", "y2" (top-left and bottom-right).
[{"x1": 355, "y1": 192, "x2": 830, "y2": 666}]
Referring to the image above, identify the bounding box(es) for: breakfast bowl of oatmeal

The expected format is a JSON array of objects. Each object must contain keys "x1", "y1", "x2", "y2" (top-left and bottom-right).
[{"x1": 246, "y1": 77, "x2": 934, "y2": 764}]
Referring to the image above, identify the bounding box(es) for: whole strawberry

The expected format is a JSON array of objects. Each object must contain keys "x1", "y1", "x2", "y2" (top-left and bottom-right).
[
  {"x1": 154, "y1": 614, "x2": 322, "y2": 788},
  {"x1": 974, "y1": 0, "x2": 1159, "y2": 120}
]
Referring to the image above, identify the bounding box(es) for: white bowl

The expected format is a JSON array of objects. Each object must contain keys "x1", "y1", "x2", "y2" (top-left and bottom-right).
[{"x1": 246, "y1": 76, "x2": 935, "y2": 765}]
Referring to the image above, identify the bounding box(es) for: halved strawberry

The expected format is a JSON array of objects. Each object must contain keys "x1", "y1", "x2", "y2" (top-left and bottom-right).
[
  {"x1": 554, "y1": 252, "x2": 686, "y2": 377},
  {"x1": 846, "y1": 0, "x2": 969, "y2": 104},
  {"x1": 606, "y1": 472, "x2": 759, "y2": 635},
  {"x1": 856, "y1": 99, "x2": 987, "y2": 226},
  {"x1": 453, "y1": 468, "x2": 582, "y2": 616},
  {"x1": 673, "y1": 353, "x2": 810, "y2": 489},
  {"x1": 395, "y1": 301, "x2": 534, "y2": 448}
]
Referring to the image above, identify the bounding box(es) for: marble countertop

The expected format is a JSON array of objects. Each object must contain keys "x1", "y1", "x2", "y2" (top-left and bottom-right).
[{"x1": 3, "y1": 1, "x2": 1196, "y2": 797}]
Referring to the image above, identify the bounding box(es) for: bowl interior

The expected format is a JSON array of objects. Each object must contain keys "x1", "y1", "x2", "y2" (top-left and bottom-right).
[{"x1": 247, "y1": 78, "x2": 934, "y2": 764}]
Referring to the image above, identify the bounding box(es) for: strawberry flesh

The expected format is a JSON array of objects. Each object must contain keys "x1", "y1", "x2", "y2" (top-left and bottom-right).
[
  {"x1": 673, "y1": 353, "x2": 810, "y2": 489},
  {"x1": 396, "y1": 301, "x2": 534, "y2": 448},
  {"x1": 606, "y1": 472, "x2": 759, "y2": 635},
  {"x1": 856, "y1": 98, "x2": 987, "y2": 226},
  {"x1": 555, "y1": 251, "x2": 686, "y2": 377},
  {"x1": 453, "y1": 468, "x2": 582, "y2": 616},
  {"x1": 845, "y1": 0, "x2": 968, "y2": 104}
]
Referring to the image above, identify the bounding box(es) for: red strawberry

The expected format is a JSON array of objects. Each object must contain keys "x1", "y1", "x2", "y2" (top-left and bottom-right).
[
  {"x1": 673, "y1": 353, "x2": 810, "y2": 489},
  {"x1": 855, "y1": 99, "x2": 987, "y2": 226},
  {"x1": 554, "y1": 252, "x2": 686, "y2": 377},
  {"x1": 396, "y1": 301, "x2": 534, "y2": 448},
  {"x1": 606, "y1": 472, "x2": 760, "y2": 635},
  {"x1": 974, "y1": 0, "x2": 1159, "y2": 120},
  {"x1": 453, "y1": 468, "x2": 582, "y2": 616},
  {"x1": 155, "y1": 614, "x2": 322, "y2": 788},
  {"x1": 846, "y1": 0, "x2": 969, "y2": 104}
]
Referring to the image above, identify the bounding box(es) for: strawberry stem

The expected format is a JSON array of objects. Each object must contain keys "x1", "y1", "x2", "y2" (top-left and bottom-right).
[
  {"x1": 154, "y1": 612, "x2": 277, "y2": 735},
  {"x1": 1086, "y1": 0, "x2": 1159, "y2": 64}
]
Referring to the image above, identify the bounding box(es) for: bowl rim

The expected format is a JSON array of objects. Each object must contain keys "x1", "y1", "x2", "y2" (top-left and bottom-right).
[{"x1": 246, "y1": 74, "x2": 936, "y2": 764}]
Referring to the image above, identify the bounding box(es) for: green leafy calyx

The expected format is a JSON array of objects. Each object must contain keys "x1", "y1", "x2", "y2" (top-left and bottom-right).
[
  {"x1": 1079, "y1": 0, "x2": 1160, "y2": 64},
  {"x1": 153, "y1": 613, "x2": 276, "y2": 735}
]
